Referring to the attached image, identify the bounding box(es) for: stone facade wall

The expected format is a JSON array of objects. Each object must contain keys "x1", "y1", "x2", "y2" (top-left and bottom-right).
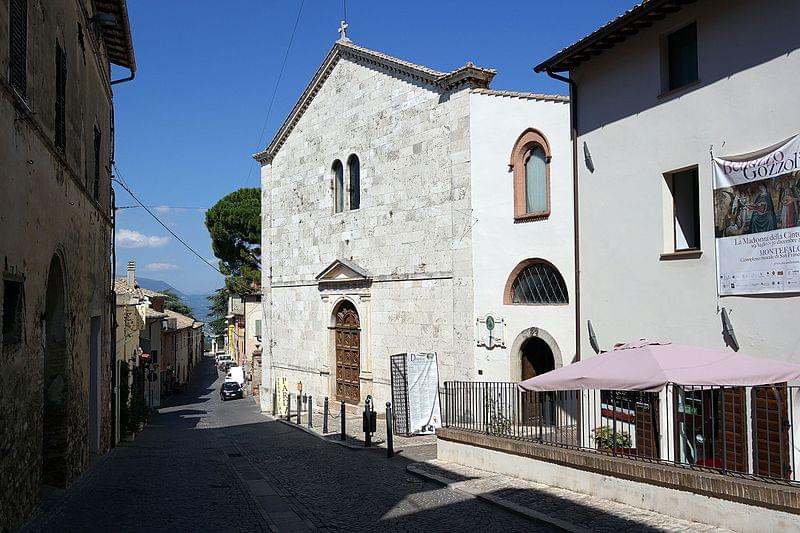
[
  {"x1": 0, "y1": 1, "x2": 117, "y2": 528},
  {"x1": 261, "y1": 54, "x2": 474, "y2": 408}
]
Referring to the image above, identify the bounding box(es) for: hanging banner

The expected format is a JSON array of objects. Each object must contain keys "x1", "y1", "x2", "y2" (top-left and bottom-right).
[{"x1": 713, "y1": 135, "x2": 800, "y2": 295}]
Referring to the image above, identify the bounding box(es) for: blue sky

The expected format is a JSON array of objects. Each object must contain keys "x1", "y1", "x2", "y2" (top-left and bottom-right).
[{"x1": 112, "y1": 0, "x2": 633, "y2": 295}]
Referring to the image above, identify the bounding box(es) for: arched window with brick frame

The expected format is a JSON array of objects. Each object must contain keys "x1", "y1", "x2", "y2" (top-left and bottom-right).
[
  {"x1": 503, "y1": 259, "x2": 568, "y2": 305},
  {"x1": 509, "y1": 128, "x2": 552, "y2": 222}
]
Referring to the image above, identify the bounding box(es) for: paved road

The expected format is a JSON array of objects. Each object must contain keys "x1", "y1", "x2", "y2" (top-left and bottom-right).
[{"x1": 23, "y1": 356, "x2": 552, "y2": 532}]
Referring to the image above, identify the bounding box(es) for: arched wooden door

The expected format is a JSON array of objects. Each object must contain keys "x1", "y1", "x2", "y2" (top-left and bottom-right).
[{"x1": 334, "y1": 301, "x2": 360, "y2": 404}]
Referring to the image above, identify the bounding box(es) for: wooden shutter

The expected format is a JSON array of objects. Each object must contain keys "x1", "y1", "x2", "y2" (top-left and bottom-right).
[
  {"x1": 55, "y1": 43, "x2": 67, "y2": 150},
  {"x1": 634, "y1": 395, "x2": 660, "y2": 458},
  {"x1": 10, "y1": 0, "x2": 27, "y2": 98},
  {"x1": 714, "y1": 387, "x2": 748, "y2": 473},
  {"x1": 753, "y1": 384, "x2": 791, "y2": 479}
]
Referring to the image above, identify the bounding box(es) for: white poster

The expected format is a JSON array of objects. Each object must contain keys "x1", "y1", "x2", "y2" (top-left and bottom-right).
[
  {"x1": 713, "y1": 135, "x2": 800, "y2": 295},
  {"x1": 406, "y1": 351, "x2": 442, "y2": 435}
]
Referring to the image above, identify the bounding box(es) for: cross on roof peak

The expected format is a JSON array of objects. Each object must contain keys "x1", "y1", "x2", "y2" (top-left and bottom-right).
[{"x1": 337, "y1": 20, "x2": 350, "y2": 42}]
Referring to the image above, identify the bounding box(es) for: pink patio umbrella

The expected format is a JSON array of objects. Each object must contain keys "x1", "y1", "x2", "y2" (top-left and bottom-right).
[{"x1": 518, "y1": 340, "x2": 800, "y2": 392}]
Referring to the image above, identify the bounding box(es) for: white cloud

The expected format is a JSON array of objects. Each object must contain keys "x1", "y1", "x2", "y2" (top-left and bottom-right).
[
  {"x1": 116, "y1": 229, "x2": 169, "y2": 248},
  {"x1": 143, "y1": 262, "x2": 179, "y2": 272}
]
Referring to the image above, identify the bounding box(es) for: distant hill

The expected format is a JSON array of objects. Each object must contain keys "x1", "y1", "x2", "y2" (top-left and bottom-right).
[
  {"x1": 136, "y1": 277, "x2": 186, "y2": 297},
  {"x1": 136, "y1": 278, "x2": 211, "y2": 324}
]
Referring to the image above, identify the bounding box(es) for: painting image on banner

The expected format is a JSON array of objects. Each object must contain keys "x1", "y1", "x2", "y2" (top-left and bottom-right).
[{"x1": 713, "y1": 134, "x2": 800, "y2": 295}]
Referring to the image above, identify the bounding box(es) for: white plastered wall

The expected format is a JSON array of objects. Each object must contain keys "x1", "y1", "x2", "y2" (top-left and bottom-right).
[{"x1": 468, "y1": 92, "x2": 575, "y2": 381}]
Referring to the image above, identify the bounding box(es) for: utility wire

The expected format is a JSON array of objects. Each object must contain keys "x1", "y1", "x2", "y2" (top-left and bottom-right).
[
  {"x1": 244, "y1": 0, "x2": 305, "y2": 186},
  {"x1": 116, "y1": 205, "x2": 209, "y2": 211},
  {"x1": 112, "y1": 164, "x2": 223, "y2": 275}
]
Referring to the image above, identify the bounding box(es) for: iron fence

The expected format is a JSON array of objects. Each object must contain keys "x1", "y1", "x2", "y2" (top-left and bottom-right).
[{"x1": 441, "y1": 381, "x2": 799, "y2": 484}]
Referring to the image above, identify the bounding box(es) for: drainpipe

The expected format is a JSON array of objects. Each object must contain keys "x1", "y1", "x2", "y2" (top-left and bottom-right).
[
  {"x1": 546, "y1": 70, "x2": 580, "y2": 363},
  {"x1": 110, "y1": 187, "x2": 118, "y2": 447}
]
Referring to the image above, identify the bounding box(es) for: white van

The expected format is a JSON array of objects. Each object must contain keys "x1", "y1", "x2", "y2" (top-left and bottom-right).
[{"x1": 225, "y1": 365, "x2": 244, "y2": 387}]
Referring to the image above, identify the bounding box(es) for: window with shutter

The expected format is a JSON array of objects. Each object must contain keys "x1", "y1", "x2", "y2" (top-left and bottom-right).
[
  {"x1": 93, "y1": 127, "x2": 102, "y2": 200},
  {"x1": 348, "y1": 154, "x2": 360, "y2": 210},
  {"x1": 8, "y1": 0, "x2": 28, "y2": 98},
  {"x1": 55, "y1": 42, "x2": 67, "y2": 151},
  {"x1": 9, "y1": 0, "x2": 28, "y2": 99}
]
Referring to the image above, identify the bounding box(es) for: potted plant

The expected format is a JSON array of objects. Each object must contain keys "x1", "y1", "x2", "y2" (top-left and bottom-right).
[{"x1": 592, "y1": 426, "x2": 634, "y2": 454}]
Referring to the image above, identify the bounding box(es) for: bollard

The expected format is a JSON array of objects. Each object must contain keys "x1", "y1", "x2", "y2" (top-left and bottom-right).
[
  {"x1": 297, "y1": 394, "x2": 302, "y2": 425},
  {"x1": 307, "y1": 396, "x2": 313, "y2": 428},
  {"x1": 272, "y1": 389, "x2": 277, "y2": 416},
  {"x1": 386, "y1": 402, "x2": 394, "y2": 458},
  {"x1": 340, "y1": 400, "x2": 346, "y2": 441},
  {"x1": 286, "y1": 394, "x2": 292, "y2": 421},
  {"x1": 323, "y1": 397, "x2": 329, "y2": 434},
  {"x1": 364, "y1": 402, "x2": 371, "y2": 448}
]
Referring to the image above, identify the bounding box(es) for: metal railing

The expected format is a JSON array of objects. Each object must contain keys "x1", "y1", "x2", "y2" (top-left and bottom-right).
[{"x1": 441, "y1": 381, "x2": 799, "y2": 484}]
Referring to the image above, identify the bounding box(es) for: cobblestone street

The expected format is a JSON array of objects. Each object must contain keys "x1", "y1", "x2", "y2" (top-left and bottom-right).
[{"x1": 22, "y1": 355, "x2": 550, "y2": 532}]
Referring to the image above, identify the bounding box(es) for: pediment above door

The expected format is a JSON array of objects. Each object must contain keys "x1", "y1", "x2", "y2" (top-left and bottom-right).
[{"x1": 316, "y1": 258, "x2": 372, "y2": 289}]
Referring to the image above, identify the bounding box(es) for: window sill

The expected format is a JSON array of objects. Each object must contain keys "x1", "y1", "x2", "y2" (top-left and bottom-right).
[
  {"x1": 513, "y1": 211, "x2": 550, "y2": 224},
  {"x1": 660, "y1": 250, "x2": 702, "y2": 261},
  {"x1": 658, "y1": 79, "x2": 700, "y2": 100}
]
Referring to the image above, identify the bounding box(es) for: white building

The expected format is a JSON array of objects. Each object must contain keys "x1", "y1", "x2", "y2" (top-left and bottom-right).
[
  {"x1": 255, "y1": 28, "x2": 573, "y2": 411},
  {"x1": 535, "y1": 0, "x2": 800, "y2": 365}
]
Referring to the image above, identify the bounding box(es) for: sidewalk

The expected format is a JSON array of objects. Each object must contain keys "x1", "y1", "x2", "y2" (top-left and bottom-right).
[
  {"x1": 407, "y1": 459, "x2": 731, "y2": 533},
  {"x1": 273, "y1": 401, "x2": 437, "y2": 453}
]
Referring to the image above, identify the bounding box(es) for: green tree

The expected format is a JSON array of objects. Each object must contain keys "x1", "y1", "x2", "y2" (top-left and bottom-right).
[
  {"x1": 206, "y1": 287, "x2": 229, "y2": 337},
  {"x1": 161, "y1": 289, "x2": 195, "y2": 318},
  {"x1": 205, "y1": 188, "x2": 261, "y2": 294}
]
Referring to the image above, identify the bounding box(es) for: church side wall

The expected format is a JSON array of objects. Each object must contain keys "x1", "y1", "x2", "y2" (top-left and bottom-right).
[
  {"x1": 260, "y1": 57, "x2": 473, "y2": 410},
  {"x1": 468, "y1": 93, "x2": 574, "y2": 381}
]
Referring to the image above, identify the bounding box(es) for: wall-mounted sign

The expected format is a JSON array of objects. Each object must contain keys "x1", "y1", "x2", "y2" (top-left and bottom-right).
[
  {"x1": 476, "y1": 314, "x2": 505, "y2": 349},
  {"x1": 713, "y1": 135, "x2": 800, "y2": 295},
  {"x1": 275, "y1": 377, "x2": 288, "y2": 415}
]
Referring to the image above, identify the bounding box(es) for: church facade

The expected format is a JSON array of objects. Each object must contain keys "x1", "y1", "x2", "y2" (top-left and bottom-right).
[{"x1": 255, "y1": 32, "x2": 572, "y2": 410}]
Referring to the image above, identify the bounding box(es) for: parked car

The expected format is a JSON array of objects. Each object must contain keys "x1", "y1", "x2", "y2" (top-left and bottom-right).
[
  {"x1": 220, "y1": 381, "x2": 243, "y2": 401},
  {"x1": 225, "y1": 365, "x2": 244, "y2": 387}
]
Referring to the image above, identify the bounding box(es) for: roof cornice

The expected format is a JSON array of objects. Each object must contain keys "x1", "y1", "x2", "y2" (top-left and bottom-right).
[
  {"x1": 534, "y1": 0, "x2": 698, "y2": 73},
  {"x1": 470, "y1": 88, "x2": 569, "y2": 103},
  {"x1": 253, "y1": 40, "x2": 495, "y2": 163}
]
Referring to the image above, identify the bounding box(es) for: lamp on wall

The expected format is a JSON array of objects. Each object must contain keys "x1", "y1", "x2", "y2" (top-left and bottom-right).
[
  {"x1": 721, "y1": 307, "x2": 739, "y2": 351},
  {"x1": 587, "y1": 320, "x2": 601, "y2": 354},
  {"x1": 583, "y1": 141, "x2": 595, "y2": 173}
]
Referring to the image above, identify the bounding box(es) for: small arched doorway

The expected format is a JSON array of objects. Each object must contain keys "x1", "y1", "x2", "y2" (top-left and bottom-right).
[
  {"x1": 333, "y1": 300, "x2": 360, "y2": 404},
  {"x1": 42, "y1": 254, "x2": 68, "y2": 487},
  {"x1": 521, "y1": 336, "x2": 555, "y2": 380},
  {"x1": 520, "y1": 336, "x2": 556, "y2": 426}
]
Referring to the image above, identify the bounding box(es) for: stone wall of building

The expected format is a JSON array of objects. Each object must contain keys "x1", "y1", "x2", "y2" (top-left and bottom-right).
[
  {"x1": 0, "y1": 1, "x2": 117, "y2": 528},
  {"x1": 261, "y1": 53, "x2": 474, "y2": 408}
]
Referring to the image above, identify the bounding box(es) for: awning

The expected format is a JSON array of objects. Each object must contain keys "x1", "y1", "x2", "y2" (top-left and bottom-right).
[{"x1": 518, "y1": 340, "x2": 800, "y2": 392}]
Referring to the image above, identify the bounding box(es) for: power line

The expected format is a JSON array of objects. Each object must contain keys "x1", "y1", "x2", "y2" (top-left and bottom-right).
[
  {"x1": 244, "y1": 0, "x2": 305, "y2": 186},
  {"x1": 116, "y1": 205, "x2": 209, "y2": 211},
  {"x1": 112, "y1": 164, "x2": 223, "y2": 275}
]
